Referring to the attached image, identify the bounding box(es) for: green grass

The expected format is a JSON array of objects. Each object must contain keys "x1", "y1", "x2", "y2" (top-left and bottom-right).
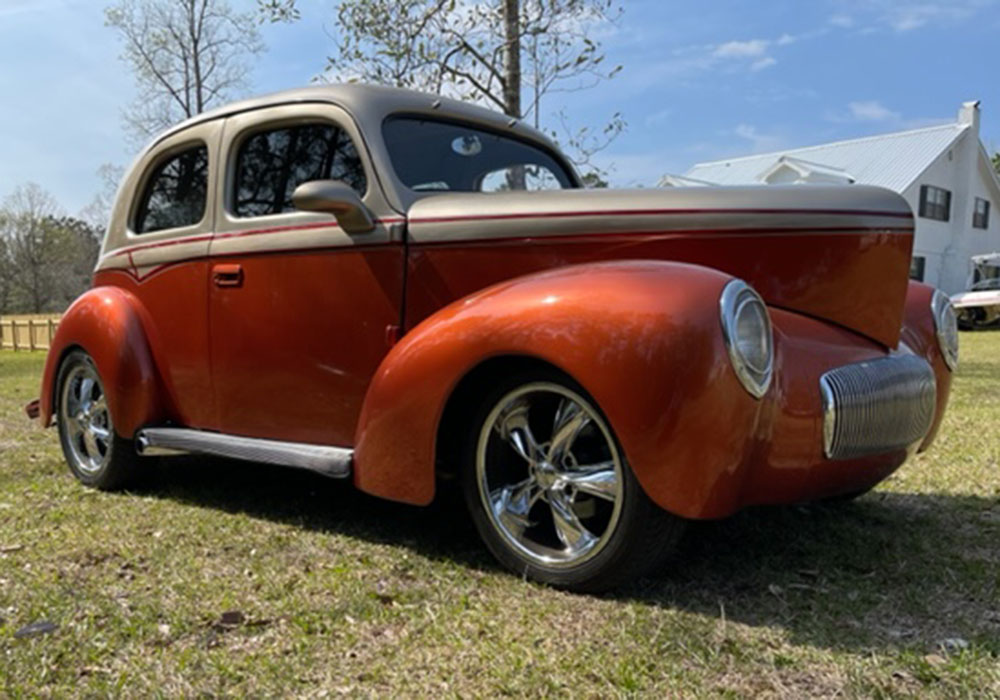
[{"x1": 1, "y1": 335, "x2": 999, "y2": 697}]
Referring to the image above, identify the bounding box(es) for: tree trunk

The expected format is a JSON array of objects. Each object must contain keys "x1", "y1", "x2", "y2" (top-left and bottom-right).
[
  {"x1": 501, "y1": 0, "x2": 521, "y2": 119},
  {"x1": 501, "y1": 0, "x2": 526, "y2": 190}
]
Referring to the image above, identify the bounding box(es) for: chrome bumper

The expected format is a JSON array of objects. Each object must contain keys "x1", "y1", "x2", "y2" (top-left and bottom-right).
[{"x1": 820, "y1": 355, "x2": 937, "y2": 460}]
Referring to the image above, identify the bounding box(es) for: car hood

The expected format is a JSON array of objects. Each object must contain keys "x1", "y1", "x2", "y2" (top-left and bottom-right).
[
  {"x1": 951, "y1": 289, "x2": 1000, "y2": 307},
  {"x1": 406, "y1": 185, "x2": 914, "y2": 348}
]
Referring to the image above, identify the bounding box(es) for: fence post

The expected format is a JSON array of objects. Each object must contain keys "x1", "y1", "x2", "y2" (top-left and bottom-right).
[
  {"x1": 48, "y1": 318, "x2": 55, "y2": 350},
  {"x1": 0, "y1": 318, "x2": 4, "y2": 349},
  {"x1": 29, "y1": 320, "x2": 36, "y2": 351},
  {"x1": 12, "y1": 320, "x2": 18, "y2": 351}
]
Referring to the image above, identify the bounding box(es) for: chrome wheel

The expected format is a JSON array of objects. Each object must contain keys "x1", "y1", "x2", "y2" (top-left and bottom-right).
[
  {"x1": 476, "y1": 382, "x2": 624, "y2": 568},
  {"x1": 59, "y1": 362, "x2": 113, "y2": 476}
]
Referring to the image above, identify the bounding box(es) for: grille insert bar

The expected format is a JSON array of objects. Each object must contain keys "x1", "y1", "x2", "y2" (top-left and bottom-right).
[{"x1": 820, "y1": 355, "x2": 936, "y2": 460}]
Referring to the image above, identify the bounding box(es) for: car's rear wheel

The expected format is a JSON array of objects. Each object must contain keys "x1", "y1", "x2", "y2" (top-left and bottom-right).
[
  {"x1": 56, "y1": 350, "x2": 140, "y2": 490},
  {"x1": 462, "y1": 369, "x2": 685, "y2": 592}
]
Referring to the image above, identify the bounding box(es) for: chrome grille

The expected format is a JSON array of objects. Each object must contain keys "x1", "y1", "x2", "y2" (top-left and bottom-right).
[{"x1": 820, "y1": 355, "x2": 937, "y2": 460}]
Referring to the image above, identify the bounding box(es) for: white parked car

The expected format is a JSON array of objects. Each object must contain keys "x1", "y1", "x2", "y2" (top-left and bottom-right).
[{"x1": 952, "y1": 253, "x2": 1000, "y2": 330}]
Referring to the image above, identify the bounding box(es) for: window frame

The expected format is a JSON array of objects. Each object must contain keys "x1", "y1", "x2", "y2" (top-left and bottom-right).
[
  {"x1": 130, "y1": 140, "x2": 211, "y2": 236},
  {"x1": 225, "y1": 115, "x2": 371, "y2": 221},
  {"x1": 973, "y1": 197, "x2": 990, "y2": 229},
  {"x1": 918, "y1": 185, "x2": 951, "y2": 222},
  {"x1": 380, "y1": 113, "x2": 579, "y2": 197}
]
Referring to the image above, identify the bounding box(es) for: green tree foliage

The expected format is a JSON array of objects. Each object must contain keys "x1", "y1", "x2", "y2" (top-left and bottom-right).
[{"x1": 0, "y1": 185, "x2": 100, "y2": 314}]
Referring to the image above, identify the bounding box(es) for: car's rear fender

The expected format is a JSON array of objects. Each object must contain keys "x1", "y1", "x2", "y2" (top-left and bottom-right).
[
  {"x1": 38, "y1": 286, "x2": 175, "y2": 437},
  {"x1": 352, "y1": 260, "x2": 763, "y2": 516}
]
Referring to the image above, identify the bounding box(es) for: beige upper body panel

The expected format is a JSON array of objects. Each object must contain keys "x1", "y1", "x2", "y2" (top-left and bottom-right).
[
  {"x1": 405, "y1": 185, "x2": 914, "y2": 245},
  {"x1": 98, "y1": 119, "x2": 222, "y2": 276},
  {"x1": 210, "y1": 102, "x2": 402, "y2": 259},
  {"x1": 98, "y1": 84, "x2": 576, "y2": 272}
]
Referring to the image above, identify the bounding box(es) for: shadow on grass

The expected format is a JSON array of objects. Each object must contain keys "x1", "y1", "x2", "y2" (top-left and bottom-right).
[{"x1": 134, "y1": 456, "x2": 1000, "y2": 655}]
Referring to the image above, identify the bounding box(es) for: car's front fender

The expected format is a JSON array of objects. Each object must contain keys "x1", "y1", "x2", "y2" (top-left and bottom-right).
[
  {"x1": 900, "y1": 280, "x2": 954, "y2": 451},
  {"x1": 353, "y1": 260, "x2": 762, "y2": 516},
  {"x1": 38, "y1": 286, "x2": 173, "y2": 438}
]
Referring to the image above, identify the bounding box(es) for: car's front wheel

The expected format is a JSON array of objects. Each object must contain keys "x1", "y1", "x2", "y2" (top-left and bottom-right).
[
  {"x1": 462, "y1": 369, "x2": 685, "y2": 592},
  {"x1": 56, "y1": 350, "x2": 140, "y2": 490}
]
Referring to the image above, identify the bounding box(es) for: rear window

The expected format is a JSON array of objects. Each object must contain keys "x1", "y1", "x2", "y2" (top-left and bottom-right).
[{"x1": 134, "y1": 144, "x2": 209, "y2": 234}]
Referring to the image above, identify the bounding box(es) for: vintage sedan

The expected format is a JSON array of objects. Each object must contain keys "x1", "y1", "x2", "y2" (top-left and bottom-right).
[{"x1": 32, "y1": 85, "x2": 957, "y2": 591}]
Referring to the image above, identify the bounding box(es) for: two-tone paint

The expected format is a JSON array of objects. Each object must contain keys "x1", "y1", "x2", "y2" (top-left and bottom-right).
[{"x1": 38, "y1": 84, "x2": 953, "y2": 521}]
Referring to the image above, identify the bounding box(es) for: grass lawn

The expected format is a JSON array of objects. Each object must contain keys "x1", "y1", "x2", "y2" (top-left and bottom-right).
[{"x1": 1, "y1": 335, "x2": 998, "y2": 697}]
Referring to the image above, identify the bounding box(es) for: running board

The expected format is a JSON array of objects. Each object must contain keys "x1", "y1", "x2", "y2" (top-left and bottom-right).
[{"x1": 135, "y1": 427, "x2": 352, "y2": 479}]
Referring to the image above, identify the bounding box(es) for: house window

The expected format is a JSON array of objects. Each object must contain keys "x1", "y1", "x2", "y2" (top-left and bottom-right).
[
  {"x1": 918, "y1": 185, "x2": 951, "y2": 222},
  {"x1": 909, "y1": 256, "x2": 926, "y2": 282},
  {"x1": 973, "y1": 197, "x2": 990, "y2": 229}
]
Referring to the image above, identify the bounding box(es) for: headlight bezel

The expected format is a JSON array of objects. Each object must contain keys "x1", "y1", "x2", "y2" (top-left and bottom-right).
[
  {"x1": 930, "y1": 289, "x2": 959, "y2": 371},
  {"x1": 719, "y1": 279, "x2": 774, "y2": 399}
]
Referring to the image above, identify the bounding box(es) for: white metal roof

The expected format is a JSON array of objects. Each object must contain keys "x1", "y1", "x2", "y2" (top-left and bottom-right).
[{"x1": 685, "y1": 122, "x2": 969, "y2": 193}]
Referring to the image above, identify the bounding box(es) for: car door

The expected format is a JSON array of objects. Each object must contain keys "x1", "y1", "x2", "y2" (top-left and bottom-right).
[
  {"x1": 208, "y1": 103, "x2": 404, "y2": 446},
  {"x1": 98, "y1": 121, "x2": 220, "y2": 429}
]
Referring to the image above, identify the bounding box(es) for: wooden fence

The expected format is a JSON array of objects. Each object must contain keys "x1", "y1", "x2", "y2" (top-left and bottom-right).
[{"x1": 0, "y1": 315, "x2": 61, "y2": 352}]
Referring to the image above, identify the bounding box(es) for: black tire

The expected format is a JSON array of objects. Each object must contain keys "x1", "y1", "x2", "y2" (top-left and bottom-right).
[
  {"x1": 461, "y1": 368, "x2": 685, "y2": 593},
  {"x1": 55, "y1": 349, "x2": 142, "y2": 490}
]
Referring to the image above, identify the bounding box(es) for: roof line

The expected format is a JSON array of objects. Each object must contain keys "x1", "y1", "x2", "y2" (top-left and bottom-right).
[
  {"x1": 691, "y1": 121, "x2": 966, "y2": 169},
  {"x1": 896, "y1": 128, "x2": 969, "y2": 193},
  {"x1": 978, "y1": 142, "x2": 1000, "y2": 199}
]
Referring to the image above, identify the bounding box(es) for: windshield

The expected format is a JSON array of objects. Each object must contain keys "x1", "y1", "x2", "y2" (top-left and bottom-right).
[
  {"x1": 971, "y1": 262, "x2": 1000, "y2": 290},
  {"x1": 382, "y1": 117, "x2": 576, "y2": 193}
]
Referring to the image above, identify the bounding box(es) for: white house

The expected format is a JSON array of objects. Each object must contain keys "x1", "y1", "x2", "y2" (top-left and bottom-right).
[{"x1": 661, "y1": 102, "x2": 1000, "y2": 295}]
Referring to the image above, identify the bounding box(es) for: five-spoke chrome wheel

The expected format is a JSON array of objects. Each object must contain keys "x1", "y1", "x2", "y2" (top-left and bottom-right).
[
  {"x1": 59, "y1": 360, "x2": 113, "y2": 476},
  {"x1": 475, "y1": 382, "x2": 624, "y2": 568}
]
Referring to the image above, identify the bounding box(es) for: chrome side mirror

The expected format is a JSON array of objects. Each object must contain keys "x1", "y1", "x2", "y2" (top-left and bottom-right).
[{"x1": 291, "y1": 180, "x2": 375, "y2": 234}]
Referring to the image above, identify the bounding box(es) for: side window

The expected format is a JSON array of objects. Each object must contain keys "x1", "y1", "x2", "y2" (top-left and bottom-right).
[
  {"x1": 918, "y1": 185, "x2": 951, "y2": 222},
  {"x1": 909, "y1": 256, "x2": 925, "y2": 282},
  {"x1": 135, "y1": 144, "x2": 209, "y2": 234},
  {"x1": 973, "y1": 197, "x2": 990, "y2": 229},
  {"x1": 233, "y1": 123, "x2": 367, "y2": 218}
]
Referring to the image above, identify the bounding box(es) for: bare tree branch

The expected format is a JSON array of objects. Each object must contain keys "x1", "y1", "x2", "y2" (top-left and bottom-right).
[{"x1": 106, "y1": 0, "x2": 265, "y2": 147}]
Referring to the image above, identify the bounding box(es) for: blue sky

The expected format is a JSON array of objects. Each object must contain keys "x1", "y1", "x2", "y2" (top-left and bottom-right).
[{"x1": 0, "y1": 0, "x2": 996, "y2": 214}]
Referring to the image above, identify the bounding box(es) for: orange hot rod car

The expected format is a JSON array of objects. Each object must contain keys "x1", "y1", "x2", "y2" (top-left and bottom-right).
[{"x1": 32, "y1": 85, "x2": 958, "y2": 591}]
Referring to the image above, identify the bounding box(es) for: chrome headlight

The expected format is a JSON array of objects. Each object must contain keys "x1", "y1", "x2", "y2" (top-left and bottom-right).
[
  {"x1": 720, "y1": 279, "x2": 774, "y2": 399},
  {"x1": 930, "y1": 289, "x2": 959, "y2": 371}
]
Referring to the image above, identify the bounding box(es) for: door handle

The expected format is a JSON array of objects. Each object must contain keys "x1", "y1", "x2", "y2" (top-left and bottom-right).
[{"x1": 212, "y1": 264, "x2": 243, "y2": 288}]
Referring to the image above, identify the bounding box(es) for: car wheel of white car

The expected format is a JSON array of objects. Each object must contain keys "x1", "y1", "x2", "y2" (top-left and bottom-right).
[
  {"x1": 56, "y1": 350, "x2": 141, "y2": 490},
  {"x1": 463, "y1": 369, "x2": 685, "y2": 592}
]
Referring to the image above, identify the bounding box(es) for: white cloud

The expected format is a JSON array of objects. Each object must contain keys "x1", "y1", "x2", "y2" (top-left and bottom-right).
[
  {"x1": 733, "y1": 124, "x2": 786, "y2": 153},
  {"x1": 832, "y1": 0, "x2": 996, "y2": 34},
  {"x1": 751, "y1": 57, "x2": 777, "y2": 71},
  {"x1": 776, "y1": 33, "x2": 797, "y2": 45},
  {"x1": 848, "y1": 100, "x2": 900, "y2": 122},
  {"x1": 643, "y1": 107, "x2": 674, "y2": 127},
  {"x1": 713, "y1": 39, "x2": 769, "y2": 58}
]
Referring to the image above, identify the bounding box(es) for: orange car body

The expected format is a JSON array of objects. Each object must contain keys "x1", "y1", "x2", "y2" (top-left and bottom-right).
[{"x1": 37, "y1": 85, "x2": 953, "y2": 521}]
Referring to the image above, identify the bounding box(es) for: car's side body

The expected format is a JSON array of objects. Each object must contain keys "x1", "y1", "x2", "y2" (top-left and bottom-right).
[{"x1": 38, "y1": 85, "x2": 954, "y2": 533}]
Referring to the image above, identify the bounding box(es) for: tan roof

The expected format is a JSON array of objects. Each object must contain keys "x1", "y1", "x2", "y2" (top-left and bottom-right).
[{"x1": 148, "y1": 83, "x2": 557, "y2": 155}]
